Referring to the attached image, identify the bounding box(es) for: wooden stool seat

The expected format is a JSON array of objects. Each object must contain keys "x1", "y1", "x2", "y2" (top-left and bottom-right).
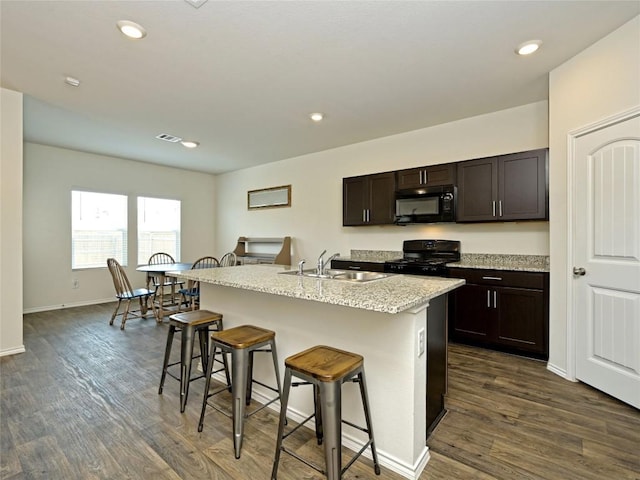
[
  {"x1": 210, "y1": 325, "x2": 275, "y2": 349},
  {"x1": 170, "y1": 310, "x2": 223, "y2": 327},
  {"x1": 285, "y1": 345, "x2": 363, "y2": 382},
  {"x1": 159, "y1": 309, "x2": 229, "y2": 413}
]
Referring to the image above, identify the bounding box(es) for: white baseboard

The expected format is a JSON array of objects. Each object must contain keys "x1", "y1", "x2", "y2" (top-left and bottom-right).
[
  {"x1": 210, "y1": 371, "x2": 429, "y2": 480},
  {"x1": 23, "y1": 298, "x2": 114, "y2": 314},
  {"x1": 547, "y1": 362, "x2": 575, "y2": 381},
  {"x1": 0, "y1": 345, "x2": 26, "y2": 357}
]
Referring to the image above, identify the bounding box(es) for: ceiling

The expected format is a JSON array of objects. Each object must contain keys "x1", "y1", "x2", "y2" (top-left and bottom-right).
[{"x1": 1, "y1": 1, "x2": 638, "y2": 175}]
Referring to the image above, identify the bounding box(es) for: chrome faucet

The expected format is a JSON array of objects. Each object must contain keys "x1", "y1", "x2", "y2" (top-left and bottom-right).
[
  {"x1": 316, "y1": 250, "x2": 327, "y2": 275},
  {"x1": 317, "y1": 250, "x2": 340, "y2": 275},
  {"x1": 298, "y1": 259, "x2": 306, "y2": 275}
]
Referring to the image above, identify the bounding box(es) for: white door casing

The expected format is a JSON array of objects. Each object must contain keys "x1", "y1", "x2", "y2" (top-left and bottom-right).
[{"x1": 569, "y1": 107, "x2": 640, "y2": 409}]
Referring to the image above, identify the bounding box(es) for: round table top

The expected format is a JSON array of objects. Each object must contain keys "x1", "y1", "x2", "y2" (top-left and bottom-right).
[{"x1": 136, "y1": 262, "x2": 193, "y2": 273}]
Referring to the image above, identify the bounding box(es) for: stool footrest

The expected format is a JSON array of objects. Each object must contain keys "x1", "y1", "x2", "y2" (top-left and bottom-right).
[{"x1": 279, "y1": 447, "x2": 325, "y2": 475}]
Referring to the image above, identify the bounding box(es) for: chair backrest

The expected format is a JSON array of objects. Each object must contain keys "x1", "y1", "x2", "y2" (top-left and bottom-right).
[
  {"x1": 219, "y1": 252, "x2": 237, "y2": 267},
  {"x1": 148, "y1": 252, "x2": 175, "y2": 265},
  {"x1": 192, "y1": 256, "x2": 219, "y2": 269},
  {"x1": 107, "y1": 258, "x2": 134, "y2": 297}
]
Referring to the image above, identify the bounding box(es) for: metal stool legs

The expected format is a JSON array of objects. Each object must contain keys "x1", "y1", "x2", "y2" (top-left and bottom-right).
[
  {"x1": 199, "y1": 330, "x2": 282, "y2": 460},
  {"x1": 159, "y1": 311, "x2": 226, "y2": 413},
  {"x1": 272, "y1": 361, "x2": 380, "y2": 479}
]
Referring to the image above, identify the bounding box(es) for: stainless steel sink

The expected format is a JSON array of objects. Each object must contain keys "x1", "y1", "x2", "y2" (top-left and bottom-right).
[{"x1": 279, "y1": 269, "x2": 392, "y2": 282}]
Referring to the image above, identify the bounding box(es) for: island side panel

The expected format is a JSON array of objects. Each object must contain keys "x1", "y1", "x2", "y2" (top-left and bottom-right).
[{"x1": 199, "y1": 282, "x2": 429, "y2": 478}]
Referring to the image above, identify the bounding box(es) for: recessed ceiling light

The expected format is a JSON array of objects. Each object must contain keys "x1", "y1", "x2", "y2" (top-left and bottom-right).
[
  {"x1": 310, "y1": 112, "x2": 324, "y2": 122},
  {"x1": 116, "y1": 20, "x2": 147, "y2": 39},
  {"x1": 64, "y1": 76, "x2": 80, "y2": 87},
  {"x1": 181, "y1": 140, "x2": 199, "y2": 148},
  {"x1": 516, "y1": 40, "x2": 542, "y2": 56}
]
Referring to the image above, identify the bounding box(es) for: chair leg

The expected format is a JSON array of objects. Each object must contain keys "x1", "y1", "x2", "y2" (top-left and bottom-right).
[
  {"x1": 245, "y1": 351, "x2": 254, "y2": 406},
  {"x1": 231, "y1": 348, "x2": 250, "y2": 459},
  {"x1": 271, "y1": 368, "x2": 292, "y2": 480},
  {"x1": 180, "y1": 325, "x2": 196, "y2": 413},
  {"x1": 198, "y1": 328, "x2": 209, "y2": 376},
  {"x1": 319, "y1": 381, "x2": 342, "y2": 480},
  {"x1": 314, "y1": 384, "x2": 324, "y2": 445},
  {"x1": 159, "y1": 325, "x2": 176, "y2": 394},
  {"x1": 110, "y1": 299, "x2": 122, "y2": 325},
  {"x1": 198, "y1": 341, "x2": 220, "y2": 432},
  {"x1": 358, "y1": 370, "x2": 381, "y2": 475},
  {"x1": 121, "y1": 299, "x2": 132, "y2": 330}
]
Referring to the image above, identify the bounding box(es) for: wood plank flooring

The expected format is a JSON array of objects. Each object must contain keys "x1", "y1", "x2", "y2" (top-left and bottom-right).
[{"x1": 1, "y1": 304, "x2": 638, "y2": 479}]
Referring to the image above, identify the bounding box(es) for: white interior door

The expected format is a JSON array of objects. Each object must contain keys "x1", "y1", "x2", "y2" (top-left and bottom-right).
[{"x1": 573, "y1": 110, "x2": 640, "y2": 409}]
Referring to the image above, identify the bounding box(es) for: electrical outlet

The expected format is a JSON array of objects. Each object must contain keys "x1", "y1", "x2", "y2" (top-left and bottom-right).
[
  {"x1": 72, "y1": 279, "x2": 79, "y2": 289},
  {"x1": 418, "y1": 328, "x2": 425, "y2": 357}
]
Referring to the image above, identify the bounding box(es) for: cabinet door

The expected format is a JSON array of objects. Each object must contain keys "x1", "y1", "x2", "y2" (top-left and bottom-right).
[
  {"x1": 498, "y1": 149, "x2": 548, "y2": 220},
  {"x1": 343, "y1": 176, "x2": 368, "y2": 226},
  {"x1": 396, "y1": 164, "x2": 456, "y2": 190},
  {"x1": 425, "y1": 163, "x2": 456, "y2": 186},
  {"x1": 396, "y1": 167, "x2": 424, "y2": 190},
  {"x1": 456, "y1": 158, "x2": 498, "y2": 221},
  {"x1": 495, "y1": 287, "x2": 545, "y2": 354},
  {"x1": 450, "y1": 284, "x2": 492, "y2": 341},
  {"x1": 367, "y1": 172, "x2": 396, "y2": 225}
]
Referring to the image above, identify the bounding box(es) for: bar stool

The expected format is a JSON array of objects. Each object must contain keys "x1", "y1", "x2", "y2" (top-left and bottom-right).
[
  {"x1": 158, "y1": 310, "x2": 230, "y2": 413},
  {"x1": 198, "y1": 325, "x2": 282, "y2": 459},
  {"x1": 271, "y1": 345, "x2": 381, "y2": 480}
]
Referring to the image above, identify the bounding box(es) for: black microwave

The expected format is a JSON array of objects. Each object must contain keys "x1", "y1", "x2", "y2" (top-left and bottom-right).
[{"x1": 394, "y1": 185, "x2": 456, "y2": 224}]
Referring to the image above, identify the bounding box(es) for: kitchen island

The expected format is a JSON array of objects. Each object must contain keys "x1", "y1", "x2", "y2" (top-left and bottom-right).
[{"x1": 174, "y1": 264, "x2": 464, "y2": 480}]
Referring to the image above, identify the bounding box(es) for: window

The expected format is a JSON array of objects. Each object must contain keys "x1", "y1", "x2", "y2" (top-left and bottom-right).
[
  {"x1": 72, "y1": 191, "x2": 128, "y2": 269},
  {"x1": 137, "y1": 197, "x2": 181, "y2": 265}
]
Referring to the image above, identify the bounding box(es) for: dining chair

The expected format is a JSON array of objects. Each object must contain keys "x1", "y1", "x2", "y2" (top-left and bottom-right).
[
  {"x1": 147, "y1": 252, "x2": 183, "y2": 306},
  {"x1": 179, "y1": 256, "x2": 219, "y2": 311},
  {"x1": 107, "y1": 258, "x2": 158, "y2": 330},
  {"x1": 219, "y1": 252, "x2": 237, "y2": 267}
]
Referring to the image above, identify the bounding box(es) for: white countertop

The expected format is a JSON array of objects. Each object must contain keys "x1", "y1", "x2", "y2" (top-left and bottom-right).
[{"x1": 173, "y1": 264, "x2": 464, "y2": 314}]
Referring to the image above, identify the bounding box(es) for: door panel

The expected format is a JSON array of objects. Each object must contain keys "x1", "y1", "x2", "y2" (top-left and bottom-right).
[{"x1": 574, "y1": 111, "x2": 640, "y2": 409}]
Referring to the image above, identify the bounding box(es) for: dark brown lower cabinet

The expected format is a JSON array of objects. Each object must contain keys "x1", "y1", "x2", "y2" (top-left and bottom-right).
[{"x1": 448, "y1": 268, "x2": 548, "y2": 359}]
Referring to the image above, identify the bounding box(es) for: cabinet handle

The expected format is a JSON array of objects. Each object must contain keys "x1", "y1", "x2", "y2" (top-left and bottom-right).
[
  {"x1": 348, "y1": 266, "x2": 362, "y2": 270},
  {"x1": 419, "y1": 170, "x2": 424, "y2": 184},
  {"x1": 423, "y1": 170, "x2": 428, "y2": 184},
  {"x1": 499, "y1": 200, "x2": 503, "y2": 217},
  {"x1": 493, "y1": 291, "x2": 497, "y2": 309},
  {"x1": 492, "y1": 201, "x2": 496, "y2": 217},
  {"x1": 487, "y1": 290, "x2": 491, "y2": 308},
  {"x1": 363, "y1": 210, "x2": 367, "y2": 223},
  {"x1": 482, "y1": 276, "x2": 503, "y2": 281}
]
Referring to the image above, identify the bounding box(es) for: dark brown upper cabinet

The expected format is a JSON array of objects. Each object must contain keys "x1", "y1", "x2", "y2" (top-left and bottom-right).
[
  {"x1": 343, "y1": 172, "x2": 395, "y2": 226},
  {"x1": 396, "y1": 163, "x2": 457, "y2": 190},
  {"x1": 456, "y1": 149, "x2": 548, "y2": 222}
]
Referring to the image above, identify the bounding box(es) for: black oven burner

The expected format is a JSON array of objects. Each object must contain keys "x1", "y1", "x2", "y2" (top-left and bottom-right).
[{"x1": 384, "y1": 239, "x2": 460, "y2": 277}]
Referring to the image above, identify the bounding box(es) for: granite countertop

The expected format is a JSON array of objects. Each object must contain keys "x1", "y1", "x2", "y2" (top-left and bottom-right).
[
  {"x1": 172, "y1": 264, "x2": 464, "y2": 314},
  {"x1": 447, "y1": 254, "x2": 550, "y2": 272}
]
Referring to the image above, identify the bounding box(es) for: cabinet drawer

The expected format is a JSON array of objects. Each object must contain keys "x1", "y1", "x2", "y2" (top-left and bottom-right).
[
  {"x1": 448, "y1": 268, "x2": 545, "y2": 289},
  {"x1": 331, "y1": 260, "x2": 386, "y2": 272}
]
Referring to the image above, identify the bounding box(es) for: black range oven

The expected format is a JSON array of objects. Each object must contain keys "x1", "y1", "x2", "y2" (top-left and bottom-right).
[{"x1": 384, "y1": 239, "x2": 460, "y2": 276}]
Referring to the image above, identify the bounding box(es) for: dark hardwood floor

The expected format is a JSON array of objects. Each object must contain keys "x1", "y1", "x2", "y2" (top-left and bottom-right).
[{"x1": 1, "y1": 304, "x2": 638, "y2": 480}]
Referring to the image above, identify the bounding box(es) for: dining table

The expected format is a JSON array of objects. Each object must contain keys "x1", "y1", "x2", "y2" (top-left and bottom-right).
[{"x1": 136, "y1": 262, "x2": 193, "y2": 320}]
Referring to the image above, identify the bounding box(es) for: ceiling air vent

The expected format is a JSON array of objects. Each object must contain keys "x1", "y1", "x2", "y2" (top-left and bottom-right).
[{"x1": 156, "y1": 133, "x2": 182, "y2": 143}]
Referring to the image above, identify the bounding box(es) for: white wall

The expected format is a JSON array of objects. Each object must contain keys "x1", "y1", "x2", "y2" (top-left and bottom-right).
[
  {"x1": 23, "y1": 143, "x2": 217, "y2": 312},
  {"x1": 548, "y1": 16, "x2": 640, "y2": 375},
  {"x1": 215, "y1": 101, "x2": 550, "y2": 264},
  {"x1": 0, "y1": 88, "x2": 24, "y2": 355}
]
